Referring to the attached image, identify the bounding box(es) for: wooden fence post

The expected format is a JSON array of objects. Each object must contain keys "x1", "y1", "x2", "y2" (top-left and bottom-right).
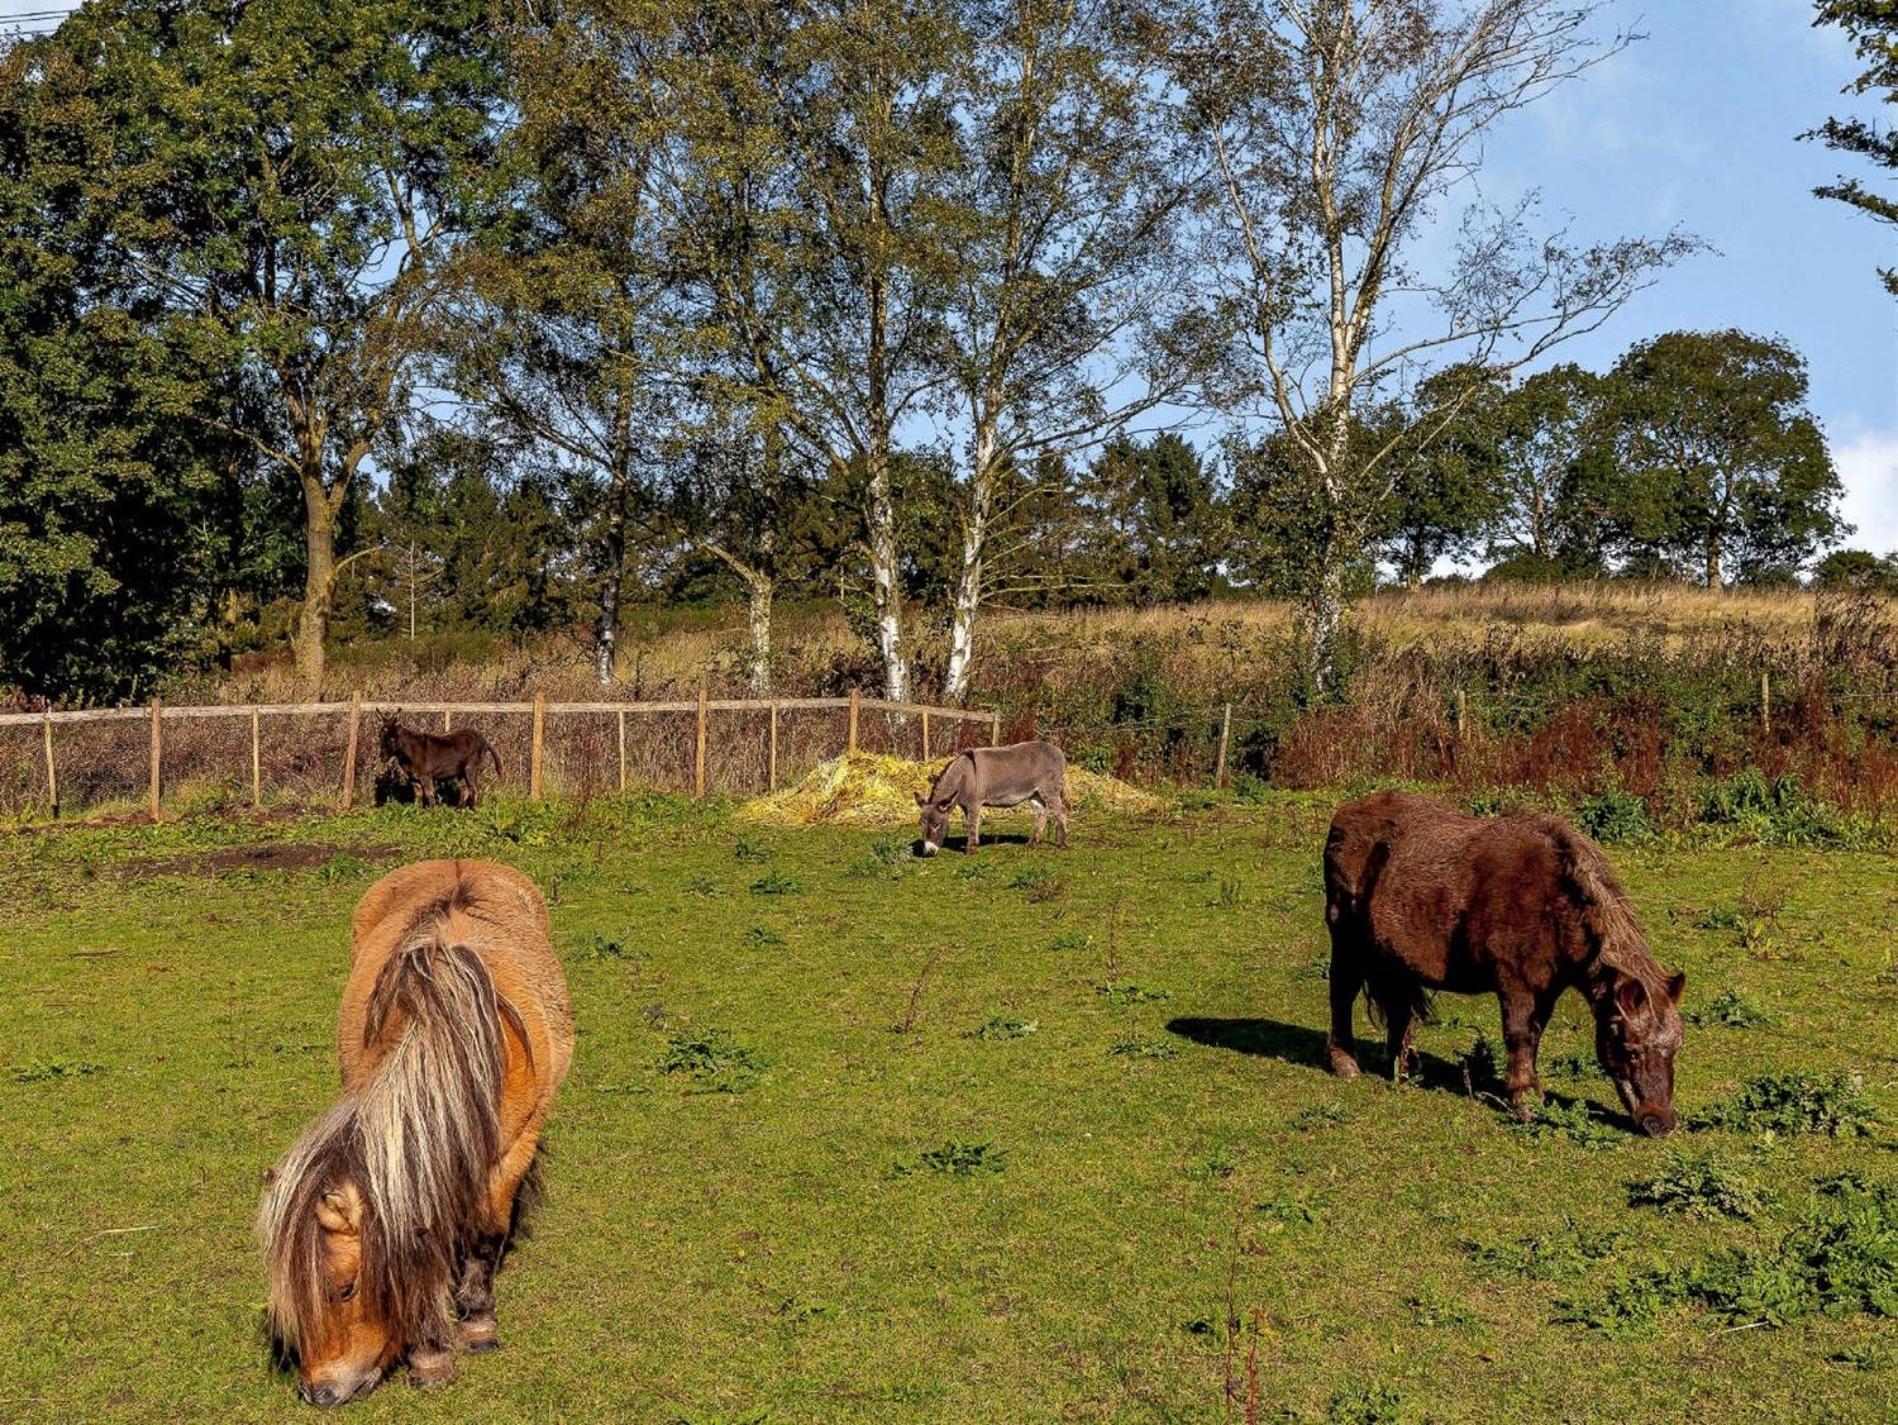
[
  {"x1": 341, "y1": 692, "x2": 362, "y2": 810},
  {"x1": 443, "y1": 708, "x2": 452, "y2": 732},
  {"x1": 530, "y1": 691, "x2": 545, "y2": 802},
  {"x1": 989, "y1": 709, "x2": 1001, "y2": 747},
  {"x1": 1761, "y1": 670, "x2": 1771, "y2": 738},
  {"x1": 148, "y1": 697, "x2": 162, "y2": 820},
  {"x1": 1215, "y1": 702, "x2": 1232, "y2": 788},
  {"x1": 617, "y1": 708, "x2": 627, "y2": 794},
  {"x1": 920, "y1": 709, "x2": 930, "y2": 762},
  {"x1": 847, "y1": 687, "x2": 859, "y2": 757},
  {"x1": 694, "y1": 677, "x2": 708, "y2": 798},
  {"x1": 1455, "y1": 689, "x2": 1468, "y2": 740},
  {"x1": 768, "y1": 700, "x2": 779, "y2": 792},
  {"x1": 42, "y1": 710, "x2": 57, "y2": 819},
  {"x1": 250, "y1": 708, "x2": 262, "y2": 810}
]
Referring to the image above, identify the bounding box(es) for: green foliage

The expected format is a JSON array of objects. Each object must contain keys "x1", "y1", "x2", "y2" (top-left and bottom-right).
[
  {"x1": 658, "y1": 1028, "x2": 767, "y2": 1095},
  {"x1": 1811, "y1": 2, "x2": 1898, "y2": 295},
  {"x1": 1513, "y1": 1098, "x2": 1626, "y2": 1150},
  {"x1": 1699, "y1": 769, "x2": 1844, "y2": 846},
  {"x1": 1047, "y1": 930, "x2": 1094, "y2": 953},
  {"x1": 1325, "y1": 1382, "x2": 1407, "y2": 1425},
  {"x1": 577, "y1": 933, "x2": 650, "y2": 963},
  {"x1": 1627, "y1": 1149, "x2": 1776, "y2": 1222},
  {"x1": 743, "y1": 925, "x2": 787, "y2": 949},
  {"x1": 748, "y1": 870, "x2": 804, "y2": 896},
  {"x1": 1107, "y1": 1035, "x2": 1180, "y2": 1061},
  {"x1": 1094, "y1": 980, "x2": 1170, "y2": 1006},
  {"x1": 1684, "y1": 988, "x2": 1775, "y2": 1029},
  {"x1": 972, "y1": 1013, "x2": 1038, "y2": 1042},
  {"x1": 1464, "y1": 1218, "x2": 1627, "y2": 1282},
  {"x1": 1693, "y1": 1072, "x2": 1880, "y2": 1137},
  {"x1": 1574, "y1": 789, "x2": 1654, "y2": 844},
  {"x1": 9, "y1": 1059, "x2": 105, "y2": 1084},
  {"x1": 894, "y1": 1140, "x2": 1006, "y2": 1178}
]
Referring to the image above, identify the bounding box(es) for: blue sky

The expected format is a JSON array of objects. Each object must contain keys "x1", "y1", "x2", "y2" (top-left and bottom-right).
[{"x1": 6, "y1": 0, "x2": 1895, "y2": 552}]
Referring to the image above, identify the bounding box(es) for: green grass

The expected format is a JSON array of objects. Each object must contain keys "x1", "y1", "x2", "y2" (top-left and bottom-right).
[{"x1": 1, "y1": 795, "x2": 1895, "y2": 1421}]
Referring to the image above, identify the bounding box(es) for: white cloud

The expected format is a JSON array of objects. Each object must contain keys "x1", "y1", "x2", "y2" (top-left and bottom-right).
[{"x1": 1835, "y1": 430, "x2": 1898, "y2": 556}]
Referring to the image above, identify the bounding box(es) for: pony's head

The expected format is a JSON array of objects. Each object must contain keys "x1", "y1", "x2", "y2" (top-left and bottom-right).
[
  {"x1": 914, "y1": 792, "x2": 951, "y2": 855},
  {"x1": 376, "y1": 713, "x2": 404, "y2": 762},
  {"x1": 1594, "y1": 969, "x2": 1687, "y2": 1136},
  {"x1": 258, "y1": 1112, "x2": 409, "y2": 1406}
]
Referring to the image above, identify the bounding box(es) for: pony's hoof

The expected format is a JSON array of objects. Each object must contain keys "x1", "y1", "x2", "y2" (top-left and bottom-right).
[
  {"x1": 407, "y1": 1351, "x2": 457, "y2": 1390},
  {"x1": 1327, "y1": 1049, "x2": 1360, "y2": 1080},
  {"x1": 461, "y1": 1316, "x2": 501, "y2": 1353}
]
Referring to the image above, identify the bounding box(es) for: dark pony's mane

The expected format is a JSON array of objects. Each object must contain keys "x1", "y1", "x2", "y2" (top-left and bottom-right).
[
  {"x1": 259, "y1": 885, "x2": 525, "y2": 1358},
  {"x1": 1542, "y1": 819, "x2": 1669, "y2": 995}
]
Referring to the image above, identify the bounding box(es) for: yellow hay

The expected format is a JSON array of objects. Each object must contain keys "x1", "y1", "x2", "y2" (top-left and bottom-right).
[{"x1": 736, "y1": 752, "x2": 1164, "y2": 828}]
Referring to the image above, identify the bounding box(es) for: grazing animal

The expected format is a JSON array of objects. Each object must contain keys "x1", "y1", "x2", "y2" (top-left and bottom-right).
[
  {"x1": 915, "y1": 740, "x2": 1070, "y2": 855},
  {"x1": 1323, "y1": 790, "x2": 1685, "y2": 1136},
  {"x1": 379, "y1": 716, "x2": 501, "y2": 808},
  {"x1": 258, "y1": 860, "x2": 573, "y2": 1406}
]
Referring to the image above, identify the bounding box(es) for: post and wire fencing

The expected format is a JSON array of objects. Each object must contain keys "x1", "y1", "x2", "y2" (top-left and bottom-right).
[{"x1": 0, "y1": 689, "x2": 1002, "y2": 821}]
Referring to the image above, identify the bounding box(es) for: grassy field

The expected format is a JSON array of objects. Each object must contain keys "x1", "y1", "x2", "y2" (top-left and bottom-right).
[{"x1": 2, "y1": 794, "x2": 1895, "y2": 1423}]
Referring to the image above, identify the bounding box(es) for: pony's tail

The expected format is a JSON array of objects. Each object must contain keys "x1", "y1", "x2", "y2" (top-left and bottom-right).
[{"x1": 1554, "y1": 826, "x2": 1646, "y2": 972}]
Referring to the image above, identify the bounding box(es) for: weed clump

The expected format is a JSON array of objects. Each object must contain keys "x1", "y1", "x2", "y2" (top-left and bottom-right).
[
  {"x1": 748, "y1": 870, "x2": 804, "y2": 896},
  {"x1": 1095, "y1": 980, "x2": 1170, "y2": 1006},
  {"x1": 1108, "y1": 1035, "x2": 1180, "y2": 1061},
  {"x1": 658, "y1": 1027, "x2": 768, "y2": 1094},
  {"x1": 971, "y1": 1012, "x2": 1038, "y2": 1041},
  {"x1": 1693, "y1": 1071, "x2": 1879, "y2": 1137},
  {"x1": 1513, "y1": 1097, "x2": 1626, "y2": 1150},
  {"x1": 893, "y1": 1139, "x2": 1007, "y2": 1177},
  {"x1": 1684, "y1": 987, "x2": 1775, "y2": 1029},
  {"x1": 1627, "y1": 1148, "x2": 1776, "y2": 1221},
  {"x1": 9, "y1": 1059, "x2": 104, "y2": 1084}
]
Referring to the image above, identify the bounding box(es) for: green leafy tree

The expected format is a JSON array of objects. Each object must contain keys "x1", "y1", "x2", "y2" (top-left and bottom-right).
[
  {"x1": 35, "y1": 0, "x2": 508, "y2": 690},
  {"x1": 1810, "y1": 1, "x2": 1898, "y2": 294},
  {"x1": 1812, "y1": 547, "x2": 1898, "y2": 591},
  {"x1": 1377, "y1": 369, "x2": 1506, "y2": 587},
  {"x1": 1163, "y1": 0, "x2": 1693, "y2": 690},
  {"x1": 1080, "y1": 434, "x2": 1228, "y2": 604},
  {"x1": 1605, "y1": 331, "x2": 1846, "y2": 587}
]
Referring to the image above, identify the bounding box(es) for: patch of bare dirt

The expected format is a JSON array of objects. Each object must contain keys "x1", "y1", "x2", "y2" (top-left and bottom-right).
[{"x1": 120, "y1": 842, "x2": 398, "y2": 879}]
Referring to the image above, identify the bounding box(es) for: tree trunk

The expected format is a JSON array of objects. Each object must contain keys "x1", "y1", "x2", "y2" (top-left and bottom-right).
[
  {"x1": 746, "y1": 571, "x2": 774, "y2": 696},
  {"x1": 292, "y1": 470, "x2": 337, "y2": 691},
  {"x1": 1306, "y1": 556, "x2": 1347, "y2": 697},
  {"x1": 943, "y1": 417, "x2": 998, "y2": 705},
  {"x1": 865, "y1": 447, "x2": 910, "y2": 700},
  {"x1": 595, "y1": 479, "x2": 628, "y2": 686},
  {"x1": 1705, "y1": 531, "x2": 1723, "y2": 591}
]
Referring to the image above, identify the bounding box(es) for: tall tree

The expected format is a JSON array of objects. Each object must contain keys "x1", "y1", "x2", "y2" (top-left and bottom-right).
[
  {"x1": 1167, "y1": 0, "x2": 1693, "y2": 689},
  {"x1": 1810, "y1": 1, "x2": 1898, "y2": 294},
  {"x1": 935, "y1": 0, "x2": 1205, "y2": 700},
  {"x1": 1605, "y1": 330, "x2": 1846, "y2": 587},
  {"x1": 1485, "y1": 363, "x2": 1611, "y2": 571},
  {"x1": 1080, "y1": 434, "x2": 1228, "y2": 603},
  {"x1": 451, "y1": 0, "x2": 677, "y2": 685},
  {"x1": 41, "y1": 0, "x2": 506, "y2": 690},
  {"x1": 664, "y1": 0, "x2": 965, "y2": 700},
  {"x1": 1377, "y1": 367, "x2": 1504, "y2": 586}
]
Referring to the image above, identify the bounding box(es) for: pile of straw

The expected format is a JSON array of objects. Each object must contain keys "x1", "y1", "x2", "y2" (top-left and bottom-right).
[{"x1": 737, "y1": 753, "x2": 1164, "y2": 828}]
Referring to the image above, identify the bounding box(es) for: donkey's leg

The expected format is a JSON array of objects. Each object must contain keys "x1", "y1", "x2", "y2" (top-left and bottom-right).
[
  {"x1": 1499, "y1": 987, "x2": 1554, "y2": 1121},
  {"x1": 965, "y1": 805, "x2": 982, "y2": 853},
  {"x1": 1029, "y1": 797, "x2": 1046, "y2": 847},
  {"x1": 1052, "y1": 793, "x2": 1069, "y2": 847},
  {"x1": 1325, "y1": 902, "x2": 1365, "y2": 1079}
]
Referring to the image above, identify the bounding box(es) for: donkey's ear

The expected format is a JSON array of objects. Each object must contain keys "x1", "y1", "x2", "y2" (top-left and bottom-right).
[
  {"x1": 1666, "y1": 970, "x2": 1687, "y2": 1004},
  {"x1": 1614, "y1": 977, "x2": 1650, "y2": 1018},
  {"x1": 915, "y1": 793, "x2": 928, "y2": 807}
]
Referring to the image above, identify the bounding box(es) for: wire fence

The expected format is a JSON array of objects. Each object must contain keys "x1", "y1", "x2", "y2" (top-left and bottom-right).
[{"x1": 0, "y1": 690, "x2": 1001, "y2": 821}]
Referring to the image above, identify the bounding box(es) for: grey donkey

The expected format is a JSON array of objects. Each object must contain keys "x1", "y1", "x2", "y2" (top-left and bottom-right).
[{"x1": 915, "y1": 741, "x2": 1069, "y2": 855}]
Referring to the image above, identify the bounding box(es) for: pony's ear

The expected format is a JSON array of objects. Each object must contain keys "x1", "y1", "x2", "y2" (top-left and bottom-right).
[
  {"x1": 1666, "y1": 970, "x2": 1687, "y2": 1004},
  {"x1": 316, "y1": 1187, "x2": 362, "y2": 1235},
  {"x1": 1614, "y1": 977, "x2": 1650, "y2": 1019}
]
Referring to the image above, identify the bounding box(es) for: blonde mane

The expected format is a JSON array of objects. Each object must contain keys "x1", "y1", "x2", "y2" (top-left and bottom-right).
[{"x1": 258, "y1": 894, "x2": 518, "y2": 1358}]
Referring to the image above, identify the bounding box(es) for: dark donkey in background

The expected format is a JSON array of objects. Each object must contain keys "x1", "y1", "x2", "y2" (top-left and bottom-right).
[
  {"x1": 379, "y1": 714, "x2": 502, "y2": 809},
  {"x1": 916, "y1": 740, "x2": 1069, "y2": 854},
  {"x1": 1323, "y1": 790, "x2": 1686, "y2": 1136}
]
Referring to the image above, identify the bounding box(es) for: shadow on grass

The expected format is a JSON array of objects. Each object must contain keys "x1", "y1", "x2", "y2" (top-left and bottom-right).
[{"x1": 1165, "y1": 1015, "x2": 1473, "y2": 1094}]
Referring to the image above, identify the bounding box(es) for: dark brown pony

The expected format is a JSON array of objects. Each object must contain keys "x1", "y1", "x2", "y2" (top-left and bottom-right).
[
  {"x1": 379, "y1": 715, "x2": 501, "y2": 808},
  {"x1": 258, "y1": 861, "x2": 572, "y2": 1405},
  {"x1": 1323, "y1": 790, "x2": 1686, "y2": 1136}
]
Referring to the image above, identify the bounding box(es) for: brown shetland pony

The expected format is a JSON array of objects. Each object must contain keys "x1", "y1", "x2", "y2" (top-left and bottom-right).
[
  {"x1": 1324, "y1": 791, "x2": 1686, "y2": 1136},
  {"x1": 258, "y1": 860, "x2": 573, "y2": 1406}
]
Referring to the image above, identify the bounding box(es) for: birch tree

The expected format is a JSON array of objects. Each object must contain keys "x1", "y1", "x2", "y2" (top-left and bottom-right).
[
  {"x1": 936, "y1": 0, "x2": 1206, "y2": 701},
  {"x1": 1170, "y1": 0, "x2": 1695, "y2": 688},
  {"x1": 450, "y1": 0, "x2": 676, "y2": 685}
]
